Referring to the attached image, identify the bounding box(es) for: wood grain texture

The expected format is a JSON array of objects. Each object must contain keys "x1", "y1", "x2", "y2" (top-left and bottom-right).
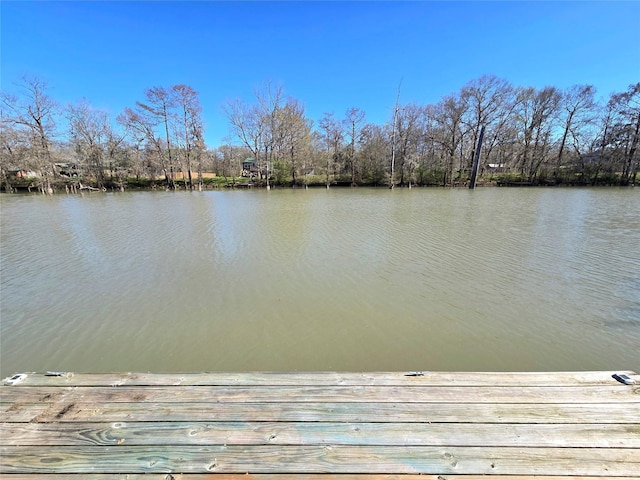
[
  {"x1": 1, "y1": 372, "x2": 638, "y2": 476},
  {"x1": 3, "y1": 385, "x2": 639, "y2": 404},
  {"x1": 2, "y1": 421, "x2": 639, "y2": 447},
  {"x1": 4, "y1": 401, "x2": 638, "y2": 424},
  {"x1": 2, "y1": 476, "x2": 638, "y2": 480},
  {"x1": 1, "y1": 445, "x2": 639, "y2": 475},
  {"x1": 5, "y1": 371, "x2": 639, "y2": 387}
]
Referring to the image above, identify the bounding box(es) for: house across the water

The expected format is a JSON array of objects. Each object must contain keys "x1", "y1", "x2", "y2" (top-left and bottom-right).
[{"x1": 241, "y1": 158, "x2": 259, "y2": 177}]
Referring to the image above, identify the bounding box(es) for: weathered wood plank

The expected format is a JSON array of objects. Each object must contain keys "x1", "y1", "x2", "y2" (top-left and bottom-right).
[
  {"x1": 2, "y1": 476, "x2": 638, "y2": 480},
  {"x1": 4, "y1": 401, "x2": 638, "y2": 424},
  {"x1": 0, "y1": 403, "x2": 50, "y2": 422},
  {"x1": 2, "y1": 372, "x2": 637, "y2": 476},
  {"x1": 5, "y1": 371, "x2": 638, "y2": 387},
  {"x1": 2, "y1": 384, "x2": 639, "y2": 404},
  {"x1": 2, "y1": 421, "x2": 638, "y2": 447},
  {"x1": 1, "y1": 445, "x2": 638, "y2": 475}
]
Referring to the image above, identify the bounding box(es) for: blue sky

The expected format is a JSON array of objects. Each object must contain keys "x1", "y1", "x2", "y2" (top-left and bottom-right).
[{"x1": 2, "y1": 1, "x2": 639, "y2": 146}]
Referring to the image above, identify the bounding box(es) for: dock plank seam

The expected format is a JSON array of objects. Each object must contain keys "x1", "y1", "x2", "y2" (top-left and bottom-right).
[{"x1": 1, "y1": 371, "x2": 638, "y2": 476}]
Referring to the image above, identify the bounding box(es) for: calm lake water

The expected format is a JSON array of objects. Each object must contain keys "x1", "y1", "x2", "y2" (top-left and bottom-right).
[{"x1": 1, "y1": 187, "x2": 639, "y2": 377}]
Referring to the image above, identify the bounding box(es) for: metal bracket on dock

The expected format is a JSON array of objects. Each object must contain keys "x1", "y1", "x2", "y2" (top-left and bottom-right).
[
  {"x1": 3, "y1": 373, "x2": 27, "y2": 386},
  {"x1": 612, "y1": 373, "x2": 636, "y2": 385},
  {"x1": 404, "y1": 371, "x2": 428, "y2": 376}
]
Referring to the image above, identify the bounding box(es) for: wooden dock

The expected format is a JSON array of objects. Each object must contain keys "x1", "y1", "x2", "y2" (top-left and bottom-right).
[{"x1": 1, "y1": 371, "x2": 639, "y2": 478}]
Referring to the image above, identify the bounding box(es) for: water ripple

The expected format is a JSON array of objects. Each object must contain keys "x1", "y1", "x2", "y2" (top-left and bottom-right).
[{"x1": 1, "y1": 188, "x2": 639, "y2": 375}]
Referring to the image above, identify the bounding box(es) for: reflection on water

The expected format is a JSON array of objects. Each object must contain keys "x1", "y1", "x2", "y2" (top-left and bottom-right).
[{"x1": 1, "y1": 188, "x2": 639, "y2": 376}]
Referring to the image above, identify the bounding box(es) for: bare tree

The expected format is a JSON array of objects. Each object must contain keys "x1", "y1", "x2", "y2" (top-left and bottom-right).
[
  {"x1": 432, "y1": 95, "x2": 468, "y2": 186},
  {"x1": 554, "y1": 85, "x2": 596, "y2": 179},
  {"x1": 480, "y1": 88, "x2": 519, "y2": 173},
  {"x1": 414, "y1": 104, "x2": 442, "y2": 185},
  {"x1": 608, "y1": 83, "x2": 640, "y2": 185},
  {"x1": 343, "y1": 107, "x2": 365, "y2": 185},
  {"x1": 118, "y1": 107, "x2": 166, "y2": 184},
  {"x1": 225, "y1": 82, "x2": 314, "y2": 188},
  {"x1": 224, "y1": 98, "x2": 264, "y2": 174},
  {"x1": 137, "y1": 87, "x2": 177, "y2": 189},
  {"x1": 213, "y1": 143, "x2": 242, "y2": 182},
  {"x1": 0, "y1": 108, "x2": 30, "y2": 192},
  {"x1": 118, "y1": 85, "x2": 182, "y2": 189},
  {"x1": 394, "y1": 103, "x2": 424, "y2": 186},
  {"x1": 461, "y1": 75, "x2": 514, "y2": 172},
  {"x1": 1, "y1": 76, "x2": 58, "y2": 193},
  {"x1": 515, "y1": 86, "x2": 561, "y2": 180},
  {"x1": 223, "y1": 83, "x2": 283, "y2": 188},
  {"x1": 277, "y1": 98, "x2": 312, "y2": 186},
  {"x1": 173, "y1": 85, "x2": 204, "y2": 190},
  {"x1": 359, "y1": 123, "x2": 389, "y2": 185},
  {"x1": 256, "y1": 81, "x2": 285, "y2": 189},
  {"x1": 105, "y1": 126, "x2": 132, "y2": 190},
  {"x1": 389, "y1": 81, "x2": 402, "y2": 189},
  {"x1": 318, "y1": 112, "x2": 344, "y2": 188},
  {"x1": 67, "y1": 99, "x2": 111, "y2": 187}
]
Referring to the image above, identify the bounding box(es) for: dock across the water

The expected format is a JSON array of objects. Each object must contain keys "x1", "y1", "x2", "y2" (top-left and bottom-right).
[{"x1": 1, "y1": 371, "x2": 639, "y2": 477}]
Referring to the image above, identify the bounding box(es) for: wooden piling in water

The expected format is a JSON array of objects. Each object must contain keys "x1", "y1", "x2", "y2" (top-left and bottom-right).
[{"x1": 469, "y1": 125, "x2": 485, "y2": 189}]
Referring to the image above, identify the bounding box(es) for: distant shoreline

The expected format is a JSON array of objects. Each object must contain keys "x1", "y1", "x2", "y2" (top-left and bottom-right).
[{"x1": 2, "y1": 177, "x2": 635, "y2": 195}]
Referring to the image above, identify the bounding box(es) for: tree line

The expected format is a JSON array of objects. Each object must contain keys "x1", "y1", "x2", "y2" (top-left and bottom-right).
[{"x1": 1, "y1": 75, "x2": 638, "y2": 193}]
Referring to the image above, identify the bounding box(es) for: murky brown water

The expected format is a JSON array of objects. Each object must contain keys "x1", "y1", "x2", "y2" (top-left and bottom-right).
[{"x1": 1, "y1": 187, "x2": 638, "y2": 376}]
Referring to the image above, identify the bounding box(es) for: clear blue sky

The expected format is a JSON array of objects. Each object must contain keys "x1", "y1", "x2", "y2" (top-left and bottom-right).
[{"x1": 2, "y1": 1, "x2": 639, "y2": 147}]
